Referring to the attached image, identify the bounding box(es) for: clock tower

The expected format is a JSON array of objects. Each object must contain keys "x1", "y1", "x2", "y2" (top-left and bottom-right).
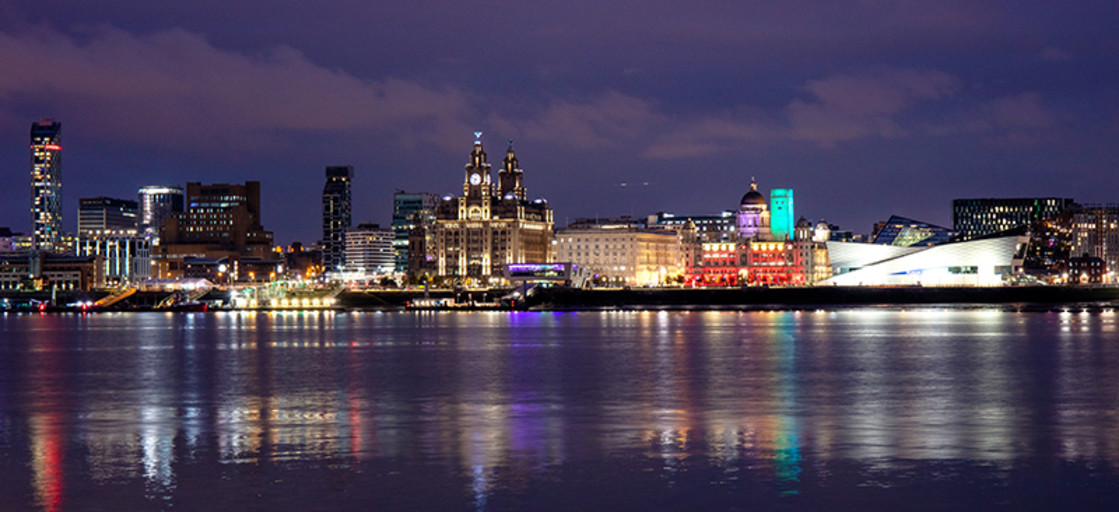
[{"x1": 460, "y1": 131, "x2": 491, "y2": 220}]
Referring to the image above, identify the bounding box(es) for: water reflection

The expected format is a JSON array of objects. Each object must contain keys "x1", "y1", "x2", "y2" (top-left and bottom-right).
[{"x1": 2, "y1": 309, "x2": 1119, "y2": 510}]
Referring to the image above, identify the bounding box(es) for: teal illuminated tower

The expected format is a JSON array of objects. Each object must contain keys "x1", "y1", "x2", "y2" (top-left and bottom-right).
[{"x1": 770, "y1": 188, "x2": 794, "y2": 241}]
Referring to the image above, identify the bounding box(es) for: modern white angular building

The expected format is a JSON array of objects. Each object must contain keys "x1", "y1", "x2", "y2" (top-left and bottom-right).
[{"x1": 821, "y1": 235, "x2": 1027, "y2": 286}]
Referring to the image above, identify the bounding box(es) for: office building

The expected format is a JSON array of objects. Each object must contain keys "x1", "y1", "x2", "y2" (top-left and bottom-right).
[
  {"x1": 138, "y1": 186, "x2": 184, "y2": 235},
  {"x1": 431, "y1": 134, "x2": 553, "y2": 281},
  {"x1": 651, "y1": 211, "x2": 737, "y2": 243},
  {"x1": 75, "y1": 231, "x2": 152, "y2": 285},
  {"x1": 556, "y1": 218, "x2": 681, "y2": 286},
  {"x1": 322, "y1": 166, "x2": 353, "y2": 271},
  {"x1": 392, "y1": 191, "x2": 439, "y2": 274},
  {"x1": 953, "y1": 197, "x2": 1075, "y2": 241},
  {"x1": 344, "y1": 223, "x2": 395, "y2": 275},
  {"x1": 78, "y1": 197, "x2": 138, "y2": 236},
  {"x1": 30, "y1": 118, "x2": 63, "y2": 252},
  {"x1": 1071, "y1": 205, "x2": 1119, "y2": 276},
  {"x1": 154, "y1": 182, "x2": 274, "y2": 278}
]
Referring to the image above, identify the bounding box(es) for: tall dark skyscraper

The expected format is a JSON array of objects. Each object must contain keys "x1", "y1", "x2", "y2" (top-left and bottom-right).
[
  {"x1": 322, "y1": 166, "x2": 353, "y2": 271},
  {"x1": 30, "y1": 118, "x2": 63, "y2": 252}
]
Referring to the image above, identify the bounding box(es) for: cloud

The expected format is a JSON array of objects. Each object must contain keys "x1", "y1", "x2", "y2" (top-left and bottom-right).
[
  {"x1": 644, "y1": 68, "x2": 961, "y2": 158},
  {"x1": 0, "y1": 26, "x2": 476, "y2": 151},
  {"x1": 491, "y1": 91, "x2": 668, "y2": 150},
  {"x1": 786, "y1": 69, "x2": 960, "y2": 146}
]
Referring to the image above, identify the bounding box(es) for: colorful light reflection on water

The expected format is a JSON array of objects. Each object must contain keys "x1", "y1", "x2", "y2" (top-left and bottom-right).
[{"x1": 2, "y1": 309, "x2": 1119, "y2": 510}]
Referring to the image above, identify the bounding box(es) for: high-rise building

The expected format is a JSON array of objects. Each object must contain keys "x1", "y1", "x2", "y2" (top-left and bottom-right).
[
  {"x1": 431, "y1": 134, "x2": 554, "y2": 281},
  {"x1": 322, "y1": 166, "x2": 353, "y2": 271},
  {"x1": 392, "y1": 191, "x2": 439, "y2": 274},
  {"x1": 953, "y1": 197, "x2": 1075, "y2": 241},
  {"x1": 78, "y1": 197, "x2": 139, "y2": 236},
  {"x1": 30, "y1": 118, "x2": 63, "y2": 252},
  {"x1": 344, "y1": 223, "x2": 396, "y2": 275},
  {"x1": 1071, "y1": 205, "x2": 1119, "y2": 276},
  {"x1": 769, "y1": 188, "x2": 794, "y2": 241},
  {"x1": 138, "y1": 186, "x2": 184, "y2": 235},
  {"x1": 154, "y1": 181, "x2": 274, "y2": 278}
]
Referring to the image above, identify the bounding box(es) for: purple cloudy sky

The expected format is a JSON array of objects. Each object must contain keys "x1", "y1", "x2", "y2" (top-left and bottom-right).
[{"x1": 2, "y1": 1, "x2": 1117, "y2": 244}]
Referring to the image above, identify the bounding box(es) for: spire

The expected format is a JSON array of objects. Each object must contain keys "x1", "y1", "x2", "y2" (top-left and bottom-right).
[{"x1": 474, "y1": 131, "x2": 483, "y2": 144}]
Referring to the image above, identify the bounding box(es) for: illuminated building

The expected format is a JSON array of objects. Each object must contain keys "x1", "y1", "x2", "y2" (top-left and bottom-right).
[
  {"x1": 78, "y1": 197, "x2": 138, "y2": 236},
  {"x1": 30, "y1": 118, "x2": 63, "y2": 252},
  {"x1": 154, "y1": 182, "x2": 274, "y2": 279},
  {"x1": 392, "y1": 191, "x2": 439, "y2": 274},
  {"x1": 870, "y1": 215, "x2": 957, "y2": 247},
  {"x1": 322, "y1": 165, "x2": 353, "y2": 271},
  {"x1": 651, "y1": 211, "x2": 736, "y2": 243},
  {"x1": 344, "y1": 223, "x2": 395, "y2": 275},
  {"x1": 953, "y1": 197, "x2": 1074, "y2": 241},
  {"x1": 0, "y1": 227, "x2": 17, "y2": 252},
  {"x1": 685, "y1": 242, "x2": 742, "y2": 286},
  {"x1": 822, "y1": 235, "x2": 1026, "y2": 286},
  {"x1": 769, "y1": 188, "x2": 794, "y2": 241},
  {"x1": 1071, "y1": 205, "x2": 1119, "y2": 277},
  {"x1": 138, "y1": 186, "x2": 184, "y2": 236},
  {"x1": 556, "y1": 218, "x2": 681, "y2": 286},
  {"x1": 0, "y1": 252, "x2": 100, "y2": 290},
  {"x1": 431, "y1": 134, "x2": 553, "y2": 282},
  {"x1": 75, "y1": 230, "x2": 152, "y2": 285},
  {"x1": 1068, "y1": 253, "x2": 1105, "y2": 284},
  {"x1": 736, "y1": 179, "x2": 769, "y2": 240}
]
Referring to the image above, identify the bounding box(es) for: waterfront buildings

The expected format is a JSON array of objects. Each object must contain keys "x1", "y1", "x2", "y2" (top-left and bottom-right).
[
  {"x1": 344, "y1": 223, "x2": 395, "y2": 275},
  {"x1": 154, "y1": 182, "x2": 274, "y2": 278},
  {"x1": 78, "y1": 197, "x2": 138, "y2": 236},
  {"x1": 0, "y1": 252, "x2": 100, "y2": 290},
  {"x1": 392, "y1": 191, "x2": 439, "y2": 274},
  {"x1": 555, "y1": 217, "x2": 681, "y2": 286},
  {"x1": 75, "y1": 231, "x2": 152, "y2": 285},
  {"x1": 138, "y1": 186, "x2": 184, "y2": 236},
  {"x1": 953, "y1": 197, "x2": 1075, "y2": 241},
  {"x1": 30, "y1": 119, "x2": 63, "y2": 252},
  {"x1": 322, "y1": 166, "x2": 353, "y2": 271},
  {"x1": 431, "y1": 134, "x2": 553, "y2": 282},
  {"x1": 822, "y1": 235, "x2": 1026, "y2": 286}
]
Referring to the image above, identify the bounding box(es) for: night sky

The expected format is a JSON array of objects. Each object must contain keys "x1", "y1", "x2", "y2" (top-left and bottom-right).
[{"x1": 2, "y1": 1, "x2": 1117, "y2": 245}]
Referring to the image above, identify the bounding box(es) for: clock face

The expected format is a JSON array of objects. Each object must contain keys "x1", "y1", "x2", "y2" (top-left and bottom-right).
[{"x1": 470, "y1": 173, "x2": 481, "y2": 186}]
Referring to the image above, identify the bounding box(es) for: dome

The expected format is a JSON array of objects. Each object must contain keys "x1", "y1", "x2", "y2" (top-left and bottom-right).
[
  {"x1": 739, "y1": 179, "x2": 766, "y2": 207},
  {"x1": 796, "y1": 216, "x2": 812, "y2": 228}
]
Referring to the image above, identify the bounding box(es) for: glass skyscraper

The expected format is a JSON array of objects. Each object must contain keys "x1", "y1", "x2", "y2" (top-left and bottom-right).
[
  {"x1": 322, "y1": 166, "x2": 353, "y2": 271},
  {"x1": 30, "y1": 119, "x2": 63, "y2": 252}
]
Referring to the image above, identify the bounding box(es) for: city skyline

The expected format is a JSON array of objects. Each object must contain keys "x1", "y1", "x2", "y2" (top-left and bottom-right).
[{"x1": 2, "y1": 2, "x2": 1117, "y2": 245}]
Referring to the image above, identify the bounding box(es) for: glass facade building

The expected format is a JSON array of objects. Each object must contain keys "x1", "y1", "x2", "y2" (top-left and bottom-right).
[
  {"x1": 138, "y1": 186, "x2": 184, "y2": 236},
  {"x1": 392, "y1": 191, "x2": 439, "y2": 273},
  {"x1": 322, "y1": 166, "x2": 353, "y2": 271},
  {"x1": 870, "y1": 215, "x2": 957, "y2": 247},
  {"x1": 953, "y1": 197, "x2": 1074, "y2": 241},
  {"x1": 30, "y1": 119, "x2": 63, "y2": 252}
]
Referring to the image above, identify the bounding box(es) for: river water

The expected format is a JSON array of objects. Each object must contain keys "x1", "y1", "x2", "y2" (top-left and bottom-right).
[{"x1": 2, "y1": 309, "x2": 1119, "y2": 511}]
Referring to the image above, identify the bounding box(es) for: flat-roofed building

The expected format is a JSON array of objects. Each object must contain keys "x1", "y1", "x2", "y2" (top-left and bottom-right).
[{"x1": 556, "y1": 219, "x2": 681, "y2": 287}]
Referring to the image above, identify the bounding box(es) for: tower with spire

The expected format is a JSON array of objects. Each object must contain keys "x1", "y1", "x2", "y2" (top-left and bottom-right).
[{"x1": 432, "y1": 132, "x2": 554, "y2": 280}]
